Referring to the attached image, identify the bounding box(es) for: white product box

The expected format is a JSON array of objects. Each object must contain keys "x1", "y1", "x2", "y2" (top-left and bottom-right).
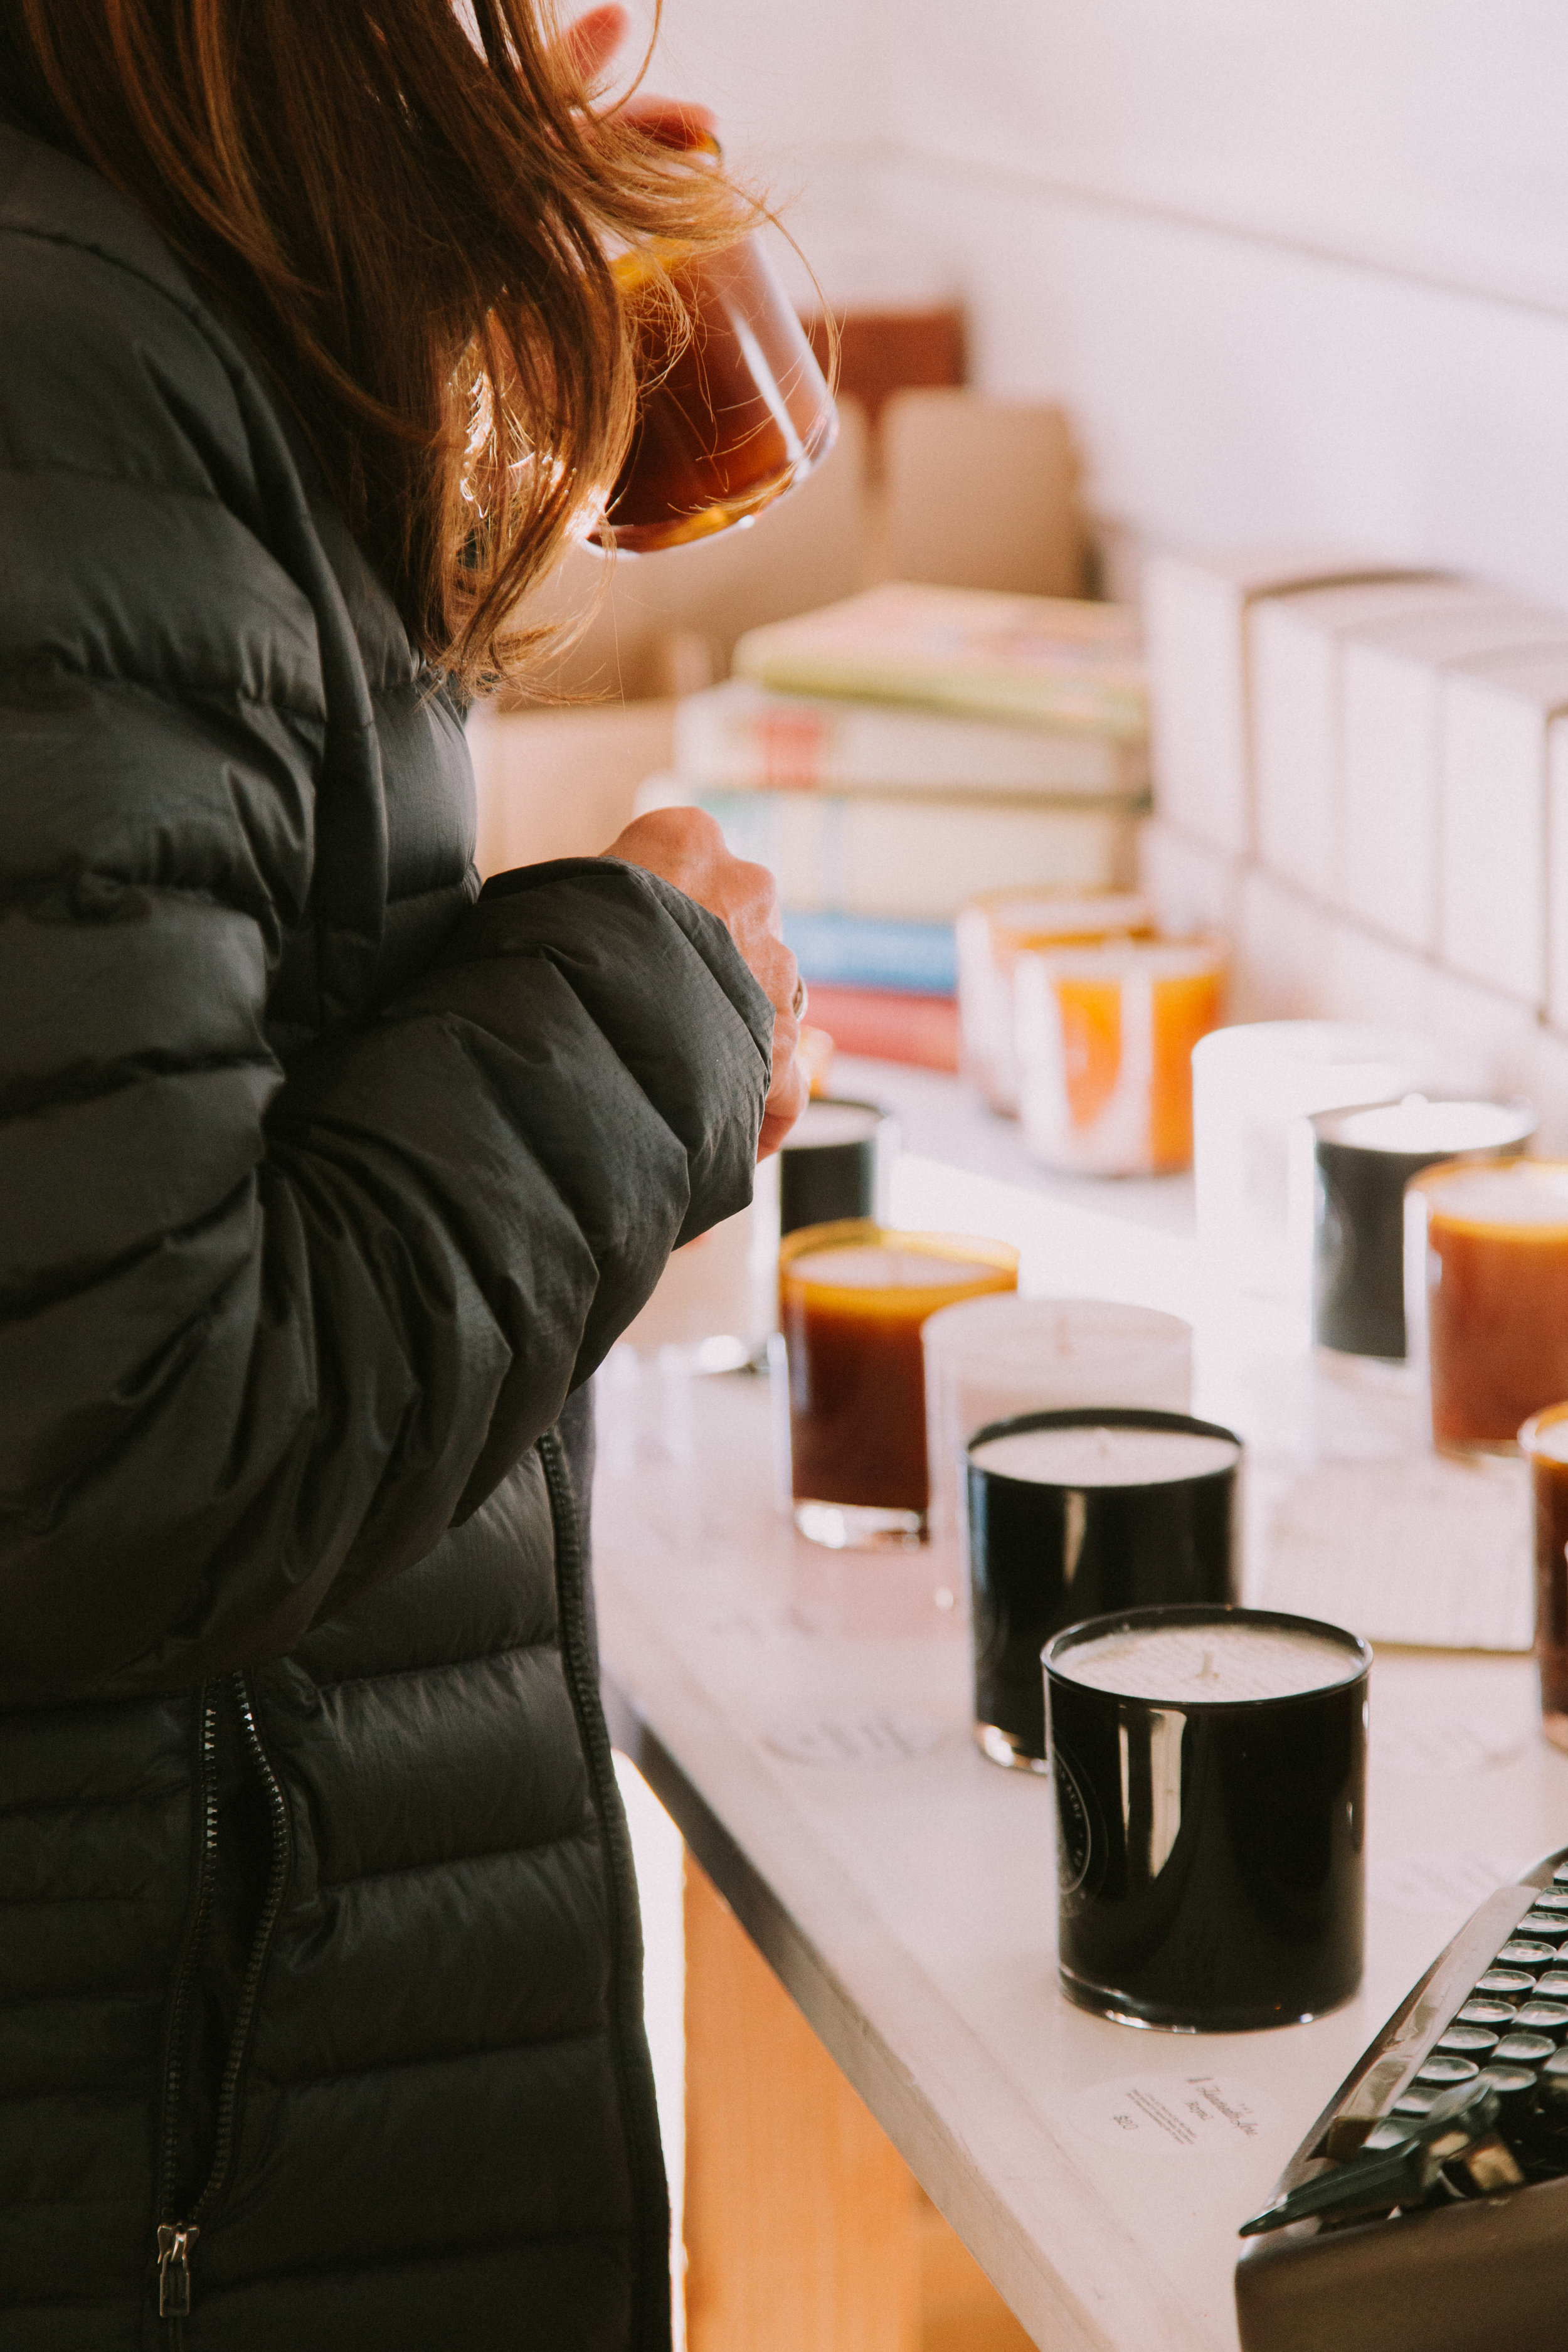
[
  {"x1": 1342, "y1": 602, "x2": 1568, "y2": 953},
  {"x1": 1547, "y1": 713, "x2": 1568, "y2": 1036},
  {"x1": 1250, "y1": 577, "x2": 1495, "y2": 901},
  {"x1": 1322, "y1": 919, "x2": 1430, "y2": 1034},
  {"x1": 1439, "y1": 644, "x2": 1568, "y2": 1005},
  {"x1": 1144, "y1": 550, "x2": 1429, "y2": 859},
  {"x1": 1136, "y1": 817, "x2": 1241, "y2": 938},
  {"x1": 1234, "y1": 867, "x2": 1332, "y2": 1022},
  {"x1": 1419, "y1": 962, "x2": 1537, "y2": 1101},
  {"x1": 1525, "y1": 1020, "x2": 1568, "y2": 1151}
]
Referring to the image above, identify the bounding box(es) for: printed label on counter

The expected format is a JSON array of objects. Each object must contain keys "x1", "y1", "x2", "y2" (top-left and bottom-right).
[
  {"x1": 761, "y1": 1710, "x2": 944, "y2": 1766},
  {"x1": 1069, "y1": 2074, "x2": 1281, "y2": 2156}
]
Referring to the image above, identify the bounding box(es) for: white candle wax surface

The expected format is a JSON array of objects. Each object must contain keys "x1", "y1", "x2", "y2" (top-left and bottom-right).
[
  {"x1": 968, "y1": 1423, "x2": 1237, "y2": 1488},
  {"x1": 785, "y1": 1101, "x2": 884, "y2": 1150},
  {"x1": 1330, "y1": 1098, "x2": 1532, "y2": 1157},
  {"x1": 924, "y1": 1296, "x2": 1191, "y2": 1375},
  {"x1": 1052, "y1": 1621, "x2": 1362, "y2": 1704}
]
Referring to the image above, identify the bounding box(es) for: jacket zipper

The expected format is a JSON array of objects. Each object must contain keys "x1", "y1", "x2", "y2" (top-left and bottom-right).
[
  {"x1": 538, "y1": 1426, "x2": 672, "y2": 2352},
  {"x1": 154, "y1": 1688, "x2": 221, "y2": 2334},
  {"x1": 155, "y1": 1670, "x2": 293, "y2": 2332}
]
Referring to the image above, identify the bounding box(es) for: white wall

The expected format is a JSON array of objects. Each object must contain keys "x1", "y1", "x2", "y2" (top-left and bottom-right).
[{"x1": 631, "y1": 0, "x2": 1568, "y2": 605}]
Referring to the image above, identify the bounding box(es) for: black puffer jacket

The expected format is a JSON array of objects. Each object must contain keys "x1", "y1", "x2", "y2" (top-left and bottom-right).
[{"x1": 0, "y1": 123, "x2": 771, "y2": 2348}]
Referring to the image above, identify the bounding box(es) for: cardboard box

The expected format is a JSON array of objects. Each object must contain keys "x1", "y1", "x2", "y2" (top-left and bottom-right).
[{"x1": 877, "y1": 389, "x2": 1084, "y2": 598}]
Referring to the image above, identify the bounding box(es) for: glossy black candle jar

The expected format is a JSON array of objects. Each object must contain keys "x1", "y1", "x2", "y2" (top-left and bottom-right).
[
  {"x1": 1045, "y1": 1604, "x2": 1370, "y2": 2032},
  {"x1": 1311, "y1": 1095, "x2": 1534, "y2": 1360},
  {"x1": 779, "y1": 1098, "x2": 891, "y2": 1238},
  {"x1": 965, "y1": 1408, "x2": 1241, "y2": 1771}
]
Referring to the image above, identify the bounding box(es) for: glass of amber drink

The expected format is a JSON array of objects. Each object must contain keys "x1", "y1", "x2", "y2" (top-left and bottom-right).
[
  {"x1": 779, "y1": 1221, "x2": 1019, "y2": 1550},
  {"x1": 597, "y1": 228, "x2": 837, "y2": 553}
]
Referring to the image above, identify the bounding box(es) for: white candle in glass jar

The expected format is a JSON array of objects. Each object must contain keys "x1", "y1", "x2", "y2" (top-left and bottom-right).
[
  {"x1": 923, "y1": 1297, "x2": 1192, "y2": 1540},
  {"x1": 1051, "y1": 1618, "x2": 1362, "y2": 1703}
]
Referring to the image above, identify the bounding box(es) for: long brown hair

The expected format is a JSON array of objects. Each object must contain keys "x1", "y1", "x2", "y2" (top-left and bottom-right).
[{"x1": 4, "y1": 0, "x2": 755, "y2": 689}]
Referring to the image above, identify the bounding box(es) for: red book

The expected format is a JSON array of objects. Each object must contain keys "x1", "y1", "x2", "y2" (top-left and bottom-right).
[{"x1": 804, "y1": 984, "x2": 960, "y2": 1073}]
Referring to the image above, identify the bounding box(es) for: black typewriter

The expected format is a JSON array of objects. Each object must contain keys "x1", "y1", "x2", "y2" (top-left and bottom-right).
[{"x1": 1236, "y1": 1845, "x2": 1568, "y2": 2351}]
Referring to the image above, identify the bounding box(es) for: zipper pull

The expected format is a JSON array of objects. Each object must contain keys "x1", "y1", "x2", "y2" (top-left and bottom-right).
[{"x1": 156, "y1": 2223, "x2": 199, "y2": 2319}]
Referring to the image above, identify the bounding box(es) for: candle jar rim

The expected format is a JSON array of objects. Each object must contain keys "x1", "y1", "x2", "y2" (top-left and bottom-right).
[
  {"x1": 967, "y1": 1404, "x2": 1239, "y2": 1486},
  {"x1": 1310, "y1": 1093, "x2": 1536, "y2": 1155},
  {"x1": 778, "y1": 1219, "x2": 1019, "y2": 1278},
  {"x1": 1408, "y1": 1151, "x2": 1568, "y2": 1229},
  {"x1": 1013, "y1": 930, "x2": 1228, "y2": 982},
  {"x1": 780, "y1": 1096, "x2": 888, "y2": 1148},
  {"x1": 1519, "y1": 1401, "x2": 1568, "y2": 1460},
  {"x1": 924, "y1": 1295, "x2": 1191, "y2": 1362},
  {"x1": 1043, "y1": 1601, "x2": 1370, "y2": 1708}
]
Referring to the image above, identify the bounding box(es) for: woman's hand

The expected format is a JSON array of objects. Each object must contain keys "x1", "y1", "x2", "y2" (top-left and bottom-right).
[
  {"x1": 604, "y1": 807, "x2": 807, "y2": 1158},
  {"x1": 562, "y1": 4, "x2": 718, "y2": 149}
]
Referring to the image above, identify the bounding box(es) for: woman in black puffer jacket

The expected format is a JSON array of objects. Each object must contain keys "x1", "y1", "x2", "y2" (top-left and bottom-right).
[{"x1": 0, "y1": 4, "x2": 803, "y2": 2344}]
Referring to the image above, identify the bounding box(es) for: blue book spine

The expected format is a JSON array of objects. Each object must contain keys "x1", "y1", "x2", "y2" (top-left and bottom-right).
[{"x1": 781, "y1": 910, "x2": 957, "y2": 996}]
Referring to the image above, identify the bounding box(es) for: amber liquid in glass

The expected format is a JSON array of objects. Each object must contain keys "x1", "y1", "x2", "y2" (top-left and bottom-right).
[
  {"x1": 600, "y1": 238, "x2": 837, "y2": 553},
  {"x1": 780, "y1": 1229, "x2": 1017, "y2": 1518}
]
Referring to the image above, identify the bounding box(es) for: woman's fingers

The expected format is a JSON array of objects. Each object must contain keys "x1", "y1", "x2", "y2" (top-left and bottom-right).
[
  {"x1": 615, "y1": 93, "x2": 719, "y2": 148},
  {"x1": 559, "y1": 3, "x2": 629, "y2": 90},
  {"x1": 604, "y1": 810, "x2": 805, "y2": 1155},
  {"x1": 555, "y1": 6, "x2": 716, "y2": 146}
]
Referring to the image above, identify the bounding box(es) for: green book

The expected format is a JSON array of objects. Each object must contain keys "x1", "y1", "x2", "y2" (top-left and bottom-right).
[{"x1": 732, "y1": 582, "x2": 1147, "y2": 739}]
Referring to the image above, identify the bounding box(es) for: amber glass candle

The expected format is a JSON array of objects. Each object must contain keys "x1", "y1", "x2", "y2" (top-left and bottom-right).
[
  {"x1": 1520, "y1": 1404, "x2": 1568, "y2": 1752},
  {"x1": 780, "y1": 1221, "x2": 1018, "y2": 1550},
  {"x1": 1409, "y1": 1158, "x2": 1568, "y2": 1454}
]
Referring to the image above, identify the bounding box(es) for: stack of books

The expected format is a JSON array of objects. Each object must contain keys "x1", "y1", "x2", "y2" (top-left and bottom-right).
[{"x1": 634, "y1": 582, "x2": 1150, "y2": 1067}]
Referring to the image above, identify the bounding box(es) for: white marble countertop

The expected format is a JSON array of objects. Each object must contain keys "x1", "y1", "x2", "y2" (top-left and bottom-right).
[{"x1": 593, "y1": 1058, "x2": 1568, "y2": 2351}]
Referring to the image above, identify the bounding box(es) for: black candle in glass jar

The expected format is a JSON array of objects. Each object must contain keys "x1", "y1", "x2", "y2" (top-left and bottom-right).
[
  {"x1": 1045, "y1": 1605, "x2": 1370, "y2": 2032},
  {"x1": 965, "y1": 1409, "x2": 1241, "y2": 1771},
  {"x1": 778, "y1": 1098, "x2": 891, "y2": 1238},
  {"x1": 1311, "y1": 1094, "x2": 1534, "y2": 1360}
]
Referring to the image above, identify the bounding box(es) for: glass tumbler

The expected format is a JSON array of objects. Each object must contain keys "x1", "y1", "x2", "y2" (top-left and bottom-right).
[
  {"x1": 778, "y1": 1220, "x2": 1017, "y2": 1552},
  {"x1": 598, "y1": 228, "x2": 838, "y2": 553}
]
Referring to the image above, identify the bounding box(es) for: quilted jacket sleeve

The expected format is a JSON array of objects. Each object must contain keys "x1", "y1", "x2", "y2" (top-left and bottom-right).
[{"x1": 0, "y1": 228, "x2": 771, "y2": 1699}]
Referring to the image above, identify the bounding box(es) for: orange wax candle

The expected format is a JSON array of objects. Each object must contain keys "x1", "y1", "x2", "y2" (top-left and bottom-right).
[
  {"x1": 1409, "y1": 1158, "x2": 1568, "y2": 1453},
  {"x1": 779, "y1": 1221, "x2": 1018, "y2": 1548},
  {"x1": 1013, "y1": 935, "x2": 1228, "y2": 1176},
  {"x1": 955, "y1": 889, "x2": 1153, "y2": 1116}
]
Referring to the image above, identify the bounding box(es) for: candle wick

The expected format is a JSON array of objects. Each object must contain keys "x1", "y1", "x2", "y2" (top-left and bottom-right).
[{"x1": 1199, "y1": 1648, "x2": 1216, "y2": 1680}]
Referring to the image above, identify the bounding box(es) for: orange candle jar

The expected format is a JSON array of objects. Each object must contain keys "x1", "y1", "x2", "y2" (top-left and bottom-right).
[
  {"x1": 780, "y1": 1221, "x2": 1018, "y2": 1550},
  {"x1": 955, "y1": 889, "x2": 1153, "y2": 1117},
  {"x1": 1519, "y1": 1403, "x2": 1568, "y2": 1752},
  {"x1": 1014, "y1": 935, "x2": 1228, "y2": 1176},
  {"x1": 1408, "y1": 1158, "x2": 1568, "y2": 1454}
]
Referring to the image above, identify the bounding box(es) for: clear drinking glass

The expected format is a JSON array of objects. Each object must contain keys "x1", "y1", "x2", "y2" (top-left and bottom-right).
[{"x1": 597, "y1": 230, "x2": 838, "y2": 553}]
